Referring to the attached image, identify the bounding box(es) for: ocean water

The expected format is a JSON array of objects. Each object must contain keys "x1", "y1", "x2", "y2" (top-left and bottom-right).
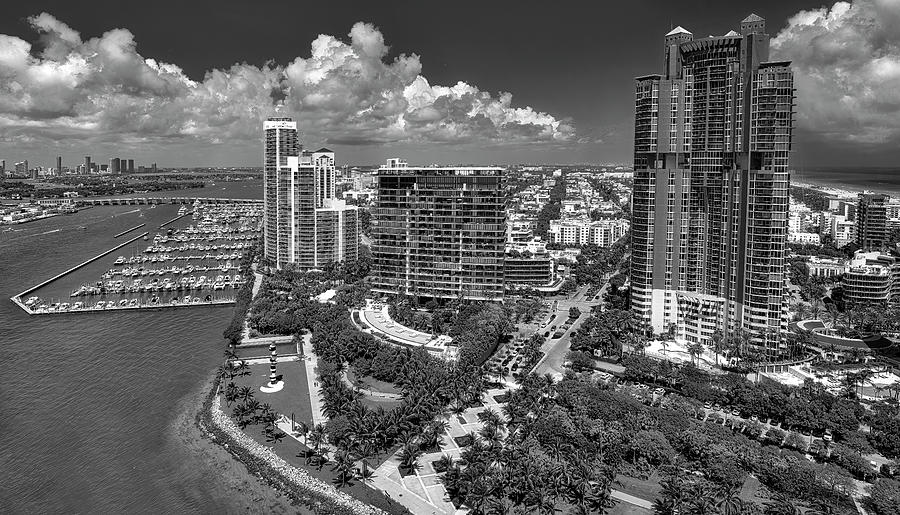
[
  {"x1": 0, "y1": 182, "x2": 262, "y2": 514},
  {"x1": 793, "y1": 167, "x2": 900, "y2": 195}
]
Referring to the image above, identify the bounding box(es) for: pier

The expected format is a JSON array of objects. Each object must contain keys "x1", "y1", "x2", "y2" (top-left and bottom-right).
[
  {"x1": 23, "y1": 297, "x2": 235, "y2": 315},
  {"x1": 159, "y1": 211, "x2": 192, "y2": 229},
  {"x1": 113, "y1": 223, "x2": 146, "y2": 238},
  {"x1": 10, "y1": 231, "x2": 149, "y2": 313}
]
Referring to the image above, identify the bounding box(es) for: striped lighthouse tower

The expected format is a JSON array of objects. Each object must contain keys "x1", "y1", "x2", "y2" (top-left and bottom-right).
[
  {"x1": 268, "y1": 343, "x2": 278, "y2": 385},
  {"x1": 260, "y1": 342, "x2": 285, "y2": 393}
]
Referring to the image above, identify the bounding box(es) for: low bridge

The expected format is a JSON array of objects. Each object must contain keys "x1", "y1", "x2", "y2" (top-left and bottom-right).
[{"x1": 76, "y1": 197, "x2": 262, "y2": 206}]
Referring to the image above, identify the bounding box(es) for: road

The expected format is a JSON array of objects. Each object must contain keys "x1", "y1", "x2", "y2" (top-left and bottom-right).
[{"x1": 533, "y1": 283, "x2": 603, "y2": 379}]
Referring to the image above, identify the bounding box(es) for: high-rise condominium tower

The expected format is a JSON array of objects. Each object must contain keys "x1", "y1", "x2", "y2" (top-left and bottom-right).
[
  {"x1": 630, "y1": 14, "x2": 795, "y2": 355},
  {"x1": 371, "y1": 159, "x2": 506, "y2": 301},
  {"x1": 262, "y1": 117, "x2": 359, "y2": 269},
  {"x1": 856, "y1": 193, "x2": 888, "y2": 251}
]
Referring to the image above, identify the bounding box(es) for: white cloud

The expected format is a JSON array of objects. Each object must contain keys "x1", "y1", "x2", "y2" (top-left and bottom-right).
[
  {"x1": 0, "y1": 15, "x2": 574, "y2": 151},
  {"x1": 772, "y1": 0, "x2": 900, "y2": 144}
]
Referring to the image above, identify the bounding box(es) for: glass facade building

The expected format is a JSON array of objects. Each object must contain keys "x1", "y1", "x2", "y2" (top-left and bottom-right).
[{"x1": 371, "y1": 160, "x2": 506, "y2": 301}]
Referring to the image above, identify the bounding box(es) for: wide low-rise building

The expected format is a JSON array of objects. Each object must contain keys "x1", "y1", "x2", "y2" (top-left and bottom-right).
[
  {"x1": 371, "y1": 159, "x2": 506, "y2": 301},
  {"x1": 788, "y1": 232, "x2": 821, "y2": 244},
  {"x1": 807, "y1": 256, "x2": 849, "y2": 278},
  {"x1": 549, "y1": 218, "x2": 629, "y2": 247}
]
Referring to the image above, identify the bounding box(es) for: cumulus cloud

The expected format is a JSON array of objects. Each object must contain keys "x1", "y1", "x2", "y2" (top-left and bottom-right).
[
  {"x1": 0, "y1": 14, "x2": 574, "y2": 150},
  {"x1": 772, "y1": 0, "x2": 900, "y2": 144}
]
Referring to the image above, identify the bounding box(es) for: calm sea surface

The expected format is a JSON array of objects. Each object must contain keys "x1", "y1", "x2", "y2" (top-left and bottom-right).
[
  {"x1": 794, "y1": 167, "x2": 900, "y2": 194},
  {"x1": 0, "y1": 180, "x2": 262, "y2": 514}
]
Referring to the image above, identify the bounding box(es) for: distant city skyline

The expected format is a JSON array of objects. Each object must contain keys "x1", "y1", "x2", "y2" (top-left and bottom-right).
[{"x1": 0, "y1": 0, "x2": 898, "y2": 167}]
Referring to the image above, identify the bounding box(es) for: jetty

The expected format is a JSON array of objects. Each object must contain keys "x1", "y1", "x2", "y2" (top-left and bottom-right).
[
  {"x1": 10, "y1": 231, "x2": 149, "y2": 313},
  {"x1": 22, "y1": 297, "x2": 236, "y2": 315},
  {"x1": 159, "y1": 211, "x2": 192, "y2": 229},
  {"x1": 113, "y1": 223, "x2": 146, "y2": 238}
]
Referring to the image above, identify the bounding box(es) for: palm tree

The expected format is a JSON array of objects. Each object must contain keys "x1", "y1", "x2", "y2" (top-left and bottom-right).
[
  {"x1": 398, "y1": 442, "x2": 422, "y2": 474},
  {"x1": 710, "y1": 329, "x2": 724, "y2": 366},
  {"x1": 354, "y1": 440, "x2": 377, "y2": 481},
  {"x1": 479, "y1": 424, "x2": 504, "y2": 448},
  {"x1": 223, "y1": 382, "x2": 238, "y2": 406},
  {"x1": 308, "y1": 423, "x2": 326, "y2": 452},
  {"x1": 238, "y1": 385, "x2": 253, "y2": 403},
  {"x1": 856, "y1": 367, "x2": 875, "y2": 399},
  {"x1": 764, "y1": 492, "x2": 800, "y2": 515},
  {"x1": 716, "y1": 488, "x2": 745, "y2": 515},
  {"x1": 331, "y1": 448, "x2": 355, "y2": 487},
  {"x1": 687, "y1": 341, "x2": 705, "y2": 367}
]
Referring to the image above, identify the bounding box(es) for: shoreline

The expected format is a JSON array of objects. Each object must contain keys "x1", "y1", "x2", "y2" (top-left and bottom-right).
[
  {"x1": 173, "y1": 370, "x2": 307, "y2": 514},
  {"x1": 190, "y1": 368, "x2": 387, "y2": 515}
]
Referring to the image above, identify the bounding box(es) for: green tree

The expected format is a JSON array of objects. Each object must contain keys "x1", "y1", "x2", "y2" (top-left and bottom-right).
[{"x1": 868, "y1": 478, "x2": 900, "y2": 515}]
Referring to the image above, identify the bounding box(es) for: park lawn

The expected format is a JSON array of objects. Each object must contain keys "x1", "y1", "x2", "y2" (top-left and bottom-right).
[
  {"x1": 234, "y1": 341, "x2": 296, "y2": 359},
  {"x1": 346, "y1": 368, "x2": 402, "y2": 395},
  {"x1": 358, "y1": 395, "x2": 403, "y2": 412},
  {"x1": 232, "y1": 361, "x2": 314, "y2": 429}
]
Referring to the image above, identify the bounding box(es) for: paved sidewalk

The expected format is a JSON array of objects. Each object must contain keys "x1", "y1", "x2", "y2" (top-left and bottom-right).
[
  {"x1": 611, "y1": 490, "x2": 654, "y2": 510},
  {"x1": 302, "y1": 333, "x2": 327, "y2": 427}
]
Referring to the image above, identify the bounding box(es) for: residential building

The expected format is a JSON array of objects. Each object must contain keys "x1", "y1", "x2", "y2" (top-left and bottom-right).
[
  {"x1": 630, "y1": 14, "x2": 795, "y2": 353},
  {"x1": 807, "y1": 256, "x2": 848, "y2": 278},
  {"x1": 127, "y1": 159, "x2": 135, "y2": 173},
  {"x1": 830, "y1": 215, "x2": 856, "y2": 247},
  {"x1": 788, "y1": 232, "x2": 821, "y2": 244},
  {"x1": 56, "y1": 156, "x2": 62, "y2": 173},
  {"x1": 84, "y1": 156, "x2": 91, "y2": 174},
  {"x1": 371, "y1": 159, "x2": 506, "y2": 301},
  {"x1": 262, "y1": 117, "x2": 359, "y2": 269},
  {"x1": 504, "y1": 251, "x2": 555, "y2": 290},
  {"x1": 857, "y1": 193, "x2": 889, "y2": 250},
  {"x1": 109, "y1": 158, "x2": 120, "y2": 174},
  {"x1": 549, "y1": 218, "x2": 629, "y2": 246},
  {"x1": 842, "y1": 251, "x2": 900, "y2": 306}
]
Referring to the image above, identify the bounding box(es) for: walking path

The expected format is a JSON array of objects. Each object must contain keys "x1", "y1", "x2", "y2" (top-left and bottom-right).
[
  {"x1": 301, "y1": 332, "x2": 327, "y2": 428},
  {"x1": 611, "y1": 490, "x2": 654, "y2": 510}
]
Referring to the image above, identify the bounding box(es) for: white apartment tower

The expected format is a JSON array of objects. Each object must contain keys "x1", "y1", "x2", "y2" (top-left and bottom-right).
[{"x1": 263, "y1": 118, "x2": 359, "y2": 269}]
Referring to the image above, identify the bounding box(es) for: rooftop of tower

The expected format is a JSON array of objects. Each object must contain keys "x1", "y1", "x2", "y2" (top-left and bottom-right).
[
  {"x1": 742, "y1": 13, "x2": 764, "y2": 23},
  {"x1": 665, "y1": 25, "x2": 692, "y2": 37}
]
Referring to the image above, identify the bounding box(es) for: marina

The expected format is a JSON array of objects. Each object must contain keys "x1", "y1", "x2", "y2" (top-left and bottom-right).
[{"x1": 12, "y1": 201, "x2": 260, "y2": 315}]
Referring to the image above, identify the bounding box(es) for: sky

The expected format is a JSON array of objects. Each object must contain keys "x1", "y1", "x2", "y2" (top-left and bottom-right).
[{"x1": 0, "y1": 0, "x2": 899, "y2": 168}]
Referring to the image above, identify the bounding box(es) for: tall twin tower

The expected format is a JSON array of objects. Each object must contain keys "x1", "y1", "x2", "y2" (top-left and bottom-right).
[
  {"x1": 630, "y1": 14, "x2": 795, "y2": 356},
  {"x1": 263, "y1": 118, "x2": 359, "y2": 270}
]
